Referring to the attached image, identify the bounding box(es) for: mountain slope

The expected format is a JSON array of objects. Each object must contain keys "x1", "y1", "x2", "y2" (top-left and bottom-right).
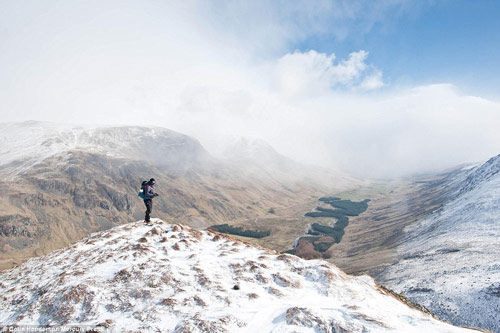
[
  {"x1": 311, "y1": 163, "x2": 470, "y2": 277},
  {"x1": 0, "y1": 220, "x2": 477, "y2": 332},
  {"x1": 379, "y1": 154, "x2": 500, "y2": 332},
  {"x1": 0, "y1": 121, "x2": 358, "y2": 271},
  {"x1": 0, "y1": 121, "x2": 211, "y2": 177},
  {"x1": 217, "y1": 137, "x2": 356, "y2": 191}
]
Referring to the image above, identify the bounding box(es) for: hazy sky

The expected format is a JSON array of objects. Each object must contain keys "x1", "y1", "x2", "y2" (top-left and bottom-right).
[{"x1": 1, "y1": 0, "x2": 500, "y2": 178}]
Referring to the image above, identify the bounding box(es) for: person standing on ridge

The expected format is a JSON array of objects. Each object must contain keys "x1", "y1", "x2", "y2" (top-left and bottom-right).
[{"x1": 143, "y1": 178, "x2": 158, "y2": 223}]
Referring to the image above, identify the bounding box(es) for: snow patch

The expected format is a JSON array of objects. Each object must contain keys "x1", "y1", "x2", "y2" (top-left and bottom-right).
[{"x1": 0, "y1": 220, "x2": 477, "y2": 332}]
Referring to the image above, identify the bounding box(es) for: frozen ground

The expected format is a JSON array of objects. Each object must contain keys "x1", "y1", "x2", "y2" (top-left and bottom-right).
[
  {"x1": 381, "y1": 154, "x2": 500, "y2": 332},
  {"x1": 0, "y1": 220, "x2": 476, "y2": 332}
]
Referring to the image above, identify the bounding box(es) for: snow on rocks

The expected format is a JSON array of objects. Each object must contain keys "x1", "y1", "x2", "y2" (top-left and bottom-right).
[
  {"x1": 381, "y1": 155, "x2": 500, "y2": 332},
  {"x1": 0, "y1": 121, "x2": 202, "y2": 178},
  {"x1": 459, "y1": 154, "x2": 500, "y2": 195},
  {"x1": 0, "y1": 219, "x2": 478, "y2": 332}
]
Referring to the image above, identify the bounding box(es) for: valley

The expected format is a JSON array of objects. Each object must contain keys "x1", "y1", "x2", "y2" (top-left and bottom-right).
[
  {"x1": 230, "y1": 167, "x2": 466, "y2": 276},
  {"x1": 0, "y1": 122, "x2": 358, "y2": 272},
  {"x1": 1, "y1": 121, "x2": 498, "y2": 332},
  {"x1": 227, "y1": 158, "x2": 500, "y2": 331},
  {"x1": 2, "y1": 2, "x2": 499, "y2": 331},
  {"x1": 325, "y1": 168, "x2": 467, "y2": 277}
]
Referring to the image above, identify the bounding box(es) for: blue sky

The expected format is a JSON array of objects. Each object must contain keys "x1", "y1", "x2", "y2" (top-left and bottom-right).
[
  {"x1": 269, "y1": 0, "x2": 500, "y2": 98},
  {"x1": 1, "y1": 0, "x2": 500, "y2": 178}
]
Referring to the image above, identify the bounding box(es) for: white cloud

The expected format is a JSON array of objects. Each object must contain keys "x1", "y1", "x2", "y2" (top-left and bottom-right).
[
  {"x1": 291, "y1": 84, "x2": 500, "y2": 178},
  {"x1": 274, "y1": 50, "x2": 382, "y2": 97},
  {"x1": 359, "y1": 70, "x2": 385, "y2": 91},
  {"x1": 275, "y1": 51, "x2": 336, "y2": 96},
  {"x1": 330, "y1": 50, "x2": 368, "y2": 84},
  {"x1": 1, "y1": 1, "x2": 500, "y2": 179}
]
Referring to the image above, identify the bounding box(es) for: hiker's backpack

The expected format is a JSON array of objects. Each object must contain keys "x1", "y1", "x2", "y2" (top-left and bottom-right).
[{"x1": 138, "y1": 180, "x2": 148, "y2": 199}]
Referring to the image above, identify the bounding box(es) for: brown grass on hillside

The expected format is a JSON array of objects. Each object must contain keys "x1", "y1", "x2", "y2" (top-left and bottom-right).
[
  {"x1": 189, "y1": 229, "x2": 203, "y2": 241},
  {"x1": 294, "y1": 240, "x2": 321, "y2": 260},
  {"x1": 268, "y1": 286, "x2": 284, "y2": 297}
]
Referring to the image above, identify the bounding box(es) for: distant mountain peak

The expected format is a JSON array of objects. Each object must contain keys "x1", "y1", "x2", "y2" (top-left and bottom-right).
[
  {"x1": 0, "y1": 122, "x2": 211, "y2": 176},
  {"x1": 216, "y1": 136, "x2": 285, "y2": 163},
  {"x1": 0, "y1": 220, "x2": 474, "y2": 332}
]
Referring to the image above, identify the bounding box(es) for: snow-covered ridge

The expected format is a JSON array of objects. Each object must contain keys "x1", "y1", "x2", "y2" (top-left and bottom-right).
[
  {"x1": 0, "y1": 220, "x2": 476, "y2": 332},
  {"x1": 0, "y1": 121, "x2": 207, "y2": 176},
  {"x1": 381, "y1": 154, "x2": 500, "y2": 332},
  {"x1": 459, "y1": 154, "x2": 500, "y2": 194}
]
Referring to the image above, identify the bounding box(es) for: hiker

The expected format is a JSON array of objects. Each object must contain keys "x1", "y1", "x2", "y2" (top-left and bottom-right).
[{"x1": 142, "y1": 178, "x2": 158, "y2": 223}]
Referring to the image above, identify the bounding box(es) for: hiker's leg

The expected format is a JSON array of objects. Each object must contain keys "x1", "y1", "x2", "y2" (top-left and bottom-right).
[{"x1": 144, "y1": 199, "x2": 152, "y2": 220}]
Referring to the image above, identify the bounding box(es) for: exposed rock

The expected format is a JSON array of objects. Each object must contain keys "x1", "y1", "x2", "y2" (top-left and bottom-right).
[{"x1": 0, "y1": 222, "x2": 475, "y2": 332}]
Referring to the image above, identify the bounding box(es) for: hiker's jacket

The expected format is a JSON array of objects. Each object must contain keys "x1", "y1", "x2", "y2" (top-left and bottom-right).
[{"x1": 144, "y1": 183, "x2": 155, "y2": 199}]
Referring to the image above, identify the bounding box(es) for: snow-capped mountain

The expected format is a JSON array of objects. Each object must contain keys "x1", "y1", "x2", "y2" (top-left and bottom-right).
[
  {"x1": 380, "y1": 154, "x2": 500, "y2": 332},
  {"x1": 0, "y1": 121, "x2": 210, "y2": 177},
  {"x1": 0, "y1": 121, "x2": 358, "y2": 272},
  {"x1": 219, "y1": 137, "x2": 283, "y2": 162},
  {"x1": 0, "y1": 220, "x2": 477, "y2": 332},
  {"x1": 214, "y1": 136, "x2": 358, "y2": 191}
]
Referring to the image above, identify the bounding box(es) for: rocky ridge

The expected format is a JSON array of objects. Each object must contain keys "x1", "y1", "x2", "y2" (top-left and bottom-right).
[{"x1": 0, "y1": 220, "x2": 478, "y2": 332}]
